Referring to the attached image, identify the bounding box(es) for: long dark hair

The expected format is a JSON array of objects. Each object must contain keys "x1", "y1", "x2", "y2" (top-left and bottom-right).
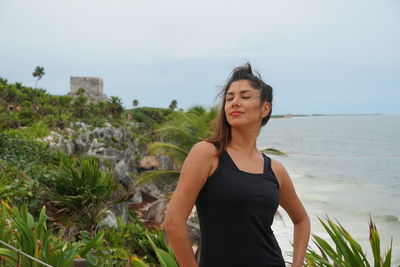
[{"x1": 204, "y1": 63, "x2": 273, "y2": 157}]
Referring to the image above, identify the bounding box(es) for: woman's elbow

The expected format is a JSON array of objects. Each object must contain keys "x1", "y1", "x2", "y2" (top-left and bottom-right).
[
  {"x1": 162, "y1": 217, "x2": 185, "y2": 232},
  {"x1": 162, "y1": 217, "x2": 174, "y2": 231},
  {"x1": 293, "y1": 212, "x2": 310, "y2": 226}
]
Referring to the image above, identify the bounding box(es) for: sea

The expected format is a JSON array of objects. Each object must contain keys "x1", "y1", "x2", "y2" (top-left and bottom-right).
[{"x1": 258, "y1": 115, "x2": 400, "y2": 265}]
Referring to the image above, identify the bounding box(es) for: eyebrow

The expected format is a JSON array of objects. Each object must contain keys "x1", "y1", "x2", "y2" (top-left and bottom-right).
[{"x1": 226, "y1": 90, "x2": 252, "y2": 95}]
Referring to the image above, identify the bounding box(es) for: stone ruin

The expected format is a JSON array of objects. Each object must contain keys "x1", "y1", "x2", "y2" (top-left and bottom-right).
[{"x1": 69, "y1": 77, "x2": 108, "y2": 103}]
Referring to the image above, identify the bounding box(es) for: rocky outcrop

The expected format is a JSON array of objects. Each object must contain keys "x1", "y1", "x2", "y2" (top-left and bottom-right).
[
  {"x1": 42, "y1": 122, "x2": 138, "y2": 186},
  {"x1": 41, "y1": 122, "x2": 201, "y2": 250}
]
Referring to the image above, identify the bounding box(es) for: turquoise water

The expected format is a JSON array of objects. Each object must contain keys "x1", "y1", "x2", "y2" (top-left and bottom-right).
[{"x1": 258, "y1": 115, "x2": 400, "y2": 264}]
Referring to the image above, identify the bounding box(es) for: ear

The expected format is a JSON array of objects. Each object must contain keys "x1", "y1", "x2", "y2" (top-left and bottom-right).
[{"x1": 261, "y1": 101, "x2": 271, "y2": 119}]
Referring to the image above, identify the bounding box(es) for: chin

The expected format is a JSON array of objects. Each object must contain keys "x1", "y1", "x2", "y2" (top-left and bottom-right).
[{"x1": 227, "y1": 120, "x2": 248, "y2": 128}]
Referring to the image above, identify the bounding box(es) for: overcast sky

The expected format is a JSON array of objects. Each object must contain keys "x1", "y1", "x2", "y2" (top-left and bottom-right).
[{"x1": 1, "y1": 0, "x2": 399, "y2": 114}]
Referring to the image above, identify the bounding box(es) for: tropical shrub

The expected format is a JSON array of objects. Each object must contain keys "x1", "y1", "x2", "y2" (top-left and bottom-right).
[
  {"x1": 127, "y1": 107, "x2": 173, "y2": 129},
  {"x1": 6, "y1": 121, "x2": 50, "y2": 139},
  {"x1": 145, "y1": 233, "x2": 178, "y2": 267},
  {"x1": 305, "y1": 217, "x2": 393, "y2": 267},
  {"x1": 42, "y1": 156, "x2": 115, "y2": 235},
  {"x1": 0, "y1": 132, "x2": 60, "y2": 184},
  {"x1": 0, "y1": 202, "x2": 103, "y2": 267},
  {"x1": 0, "y1": 160, "x2": 34, "y2": 205}
]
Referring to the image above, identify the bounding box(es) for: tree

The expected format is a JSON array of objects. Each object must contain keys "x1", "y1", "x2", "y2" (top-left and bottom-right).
[
  {"x1": 132, "y1": 99, "x2": 139, "y2": 107},
  {"x1": 15, "y1": 82, "x2": 23, "y2": 90},
  {"x1": 136, "y1": 106, "x2": 217, "y2": 186},
  {"x1": 107, "y1": 96, "x2": 124, "y2": 119},
  {"x1": 77, "y1": 87, "x2": 86, "y2": 96},
  {"x1": 0, "y1": 77, "x2": 8, "y2": 86},
  {"x1": 169, "y1": 99, "x2": 177, "y2": 111},
  {"x1": 32, "y1": 66, "x2": 45, "y2": 89},
  {"x1": 72, "y1": 95, "x2": 88, "y2": 118}
]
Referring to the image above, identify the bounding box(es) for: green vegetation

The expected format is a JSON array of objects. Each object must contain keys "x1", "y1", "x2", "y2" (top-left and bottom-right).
[
  {"x1": 305, "y1": 217, "x2": 393, "y2": 267},
  {"x1": 126, "y1": 107, "x2": 173, "y2": 129},
  {"x1": 0, "y1": 202, "x2": 104, "y2": 267},
  {"x1": 0, "y1": 79, "x2": 187, "y2": 265},
  {"x1": 0, "y1": 78, "x2": 127, "y2": 130},
  {"x1": 42, "y1": 156, "x2": 115, "y2": 235}
]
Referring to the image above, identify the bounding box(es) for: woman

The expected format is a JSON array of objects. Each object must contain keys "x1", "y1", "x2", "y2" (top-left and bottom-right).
[{"x1": 162, "y1": 63, "x2": 310, "y2": 267}]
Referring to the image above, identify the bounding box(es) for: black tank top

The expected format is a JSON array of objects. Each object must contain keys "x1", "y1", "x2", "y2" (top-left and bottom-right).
[{"x1": 195, "y1": 150, "x2": 285, "y2": 267}]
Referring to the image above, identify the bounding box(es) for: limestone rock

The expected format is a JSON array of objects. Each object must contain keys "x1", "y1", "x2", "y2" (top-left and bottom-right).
[
  {"x1": 99, "y1": 210, "x2": 118, "y2": 229},
  {"x1": 41, "y1": 122, "x2": 138, "y2": 188},
  {"x1": 114, "y1": 160, "x2": 133, "y2": 189}
]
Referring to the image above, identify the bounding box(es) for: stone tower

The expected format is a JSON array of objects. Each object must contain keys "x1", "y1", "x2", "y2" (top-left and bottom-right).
[{"x1": 69, "y1": 77, "x2": 108, "y2": 103}]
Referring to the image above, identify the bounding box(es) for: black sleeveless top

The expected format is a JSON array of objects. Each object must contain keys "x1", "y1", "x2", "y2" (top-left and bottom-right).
[{"x1": 195, "y1": 150, "x2": 285, "y2": 267}]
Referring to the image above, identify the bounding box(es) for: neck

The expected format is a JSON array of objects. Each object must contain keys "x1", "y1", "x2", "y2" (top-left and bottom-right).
[{"x1": 228, "y1": 125, "x2": 260, "y2": 155}]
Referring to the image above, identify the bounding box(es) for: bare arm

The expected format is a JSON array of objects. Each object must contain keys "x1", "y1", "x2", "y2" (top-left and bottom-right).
[
  {"x1": 272, "y1": 159, "x2": 310, "y2": 267},
  {"x1": 162, "y1": 141, "x2": 217, "y2": 267}
]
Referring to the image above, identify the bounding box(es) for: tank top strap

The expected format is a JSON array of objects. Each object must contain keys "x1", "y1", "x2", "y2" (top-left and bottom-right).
[
  {"x1": 262, "y1": 152, "x2": 280, "y2": 188},
  {"x1": 221, "y1": 150, "x2": 240, "y2": 170},
  {"x1": 262, "y1": 152, "x2": 270, "y2": 174}
]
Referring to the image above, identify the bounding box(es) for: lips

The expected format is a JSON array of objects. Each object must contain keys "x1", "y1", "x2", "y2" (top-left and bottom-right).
[{"x1": 230, "y1": 111, "x2": 244, "y2": 116}]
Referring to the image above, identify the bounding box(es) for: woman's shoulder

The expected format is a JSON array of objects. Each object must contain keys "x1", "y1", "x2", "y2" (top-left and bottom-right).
[
  {"x1": 190, "y1": 141, "x2": 219, "y2": 158},
  {"x1": 270, "y1": 158, "x2": 285, "y2": 173},
  {"x1": 270, "y1": 158, "x2": 291, "y2": 188},
  {"x1": 188, "y1": 141, "x2": 219, "y2": 178}
]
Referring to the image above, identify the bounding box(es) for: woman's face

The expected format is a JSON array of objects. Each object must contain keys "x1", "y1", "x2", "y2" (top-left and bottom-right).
[{"x1": 224, "y1": 79, "x2": 270, "y2": 128}]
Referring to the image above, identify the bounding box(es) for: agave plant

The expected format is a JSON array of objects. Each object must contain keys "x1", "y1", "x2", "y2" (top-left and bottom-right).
[
  {"x1": 305, "y1": 216, "x2": 393, "y2": 267},
  {"x1": 0, "y1": 202, "x2": 103, "y2": 267},
  {"x1": 43, "y1": 156, "x2": 115, "y2": 235}
]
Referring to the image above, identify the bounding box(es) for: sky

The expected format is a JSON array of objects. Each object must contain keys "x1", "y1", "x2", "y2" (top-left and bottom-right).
[{"x1": 1, "y1": 0, "x2": 399, "y2": 114}]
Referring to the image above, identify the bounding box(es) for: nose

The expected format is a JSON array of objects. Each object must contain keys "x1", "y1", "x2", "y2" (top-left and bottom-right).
[{"x1": 230, "y1": 95, "x2": 241, "y2": 106}]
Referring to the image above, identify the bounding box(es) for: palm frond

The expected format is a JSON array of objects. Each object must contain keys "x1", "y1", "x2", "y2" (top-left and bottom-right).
[
  {"x1": 261, "y1": 148, "x2": 287, "y2": 156},
  {"x1": 147, "y1": 142, "x2": 188, "y2": 166}
]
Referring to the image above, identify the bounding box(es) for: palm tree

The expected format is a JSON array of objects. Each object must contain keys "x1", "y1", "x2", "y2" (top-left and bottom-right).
[
  {"x1": 169, "y1": 99, "x2": 177, "y2": 111},
  {"x1": 136, "y1": 105, "x2": 217, "y2": 185},
  {"x1": 107, "y1": 96, "x2": 124, "y2": 118},
  {"x1": 132, "y1": 99, "x2": 139, "y2": 107},
  {"x1": 32, "y1": 66, "x2": 45, "y2": 89}
]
